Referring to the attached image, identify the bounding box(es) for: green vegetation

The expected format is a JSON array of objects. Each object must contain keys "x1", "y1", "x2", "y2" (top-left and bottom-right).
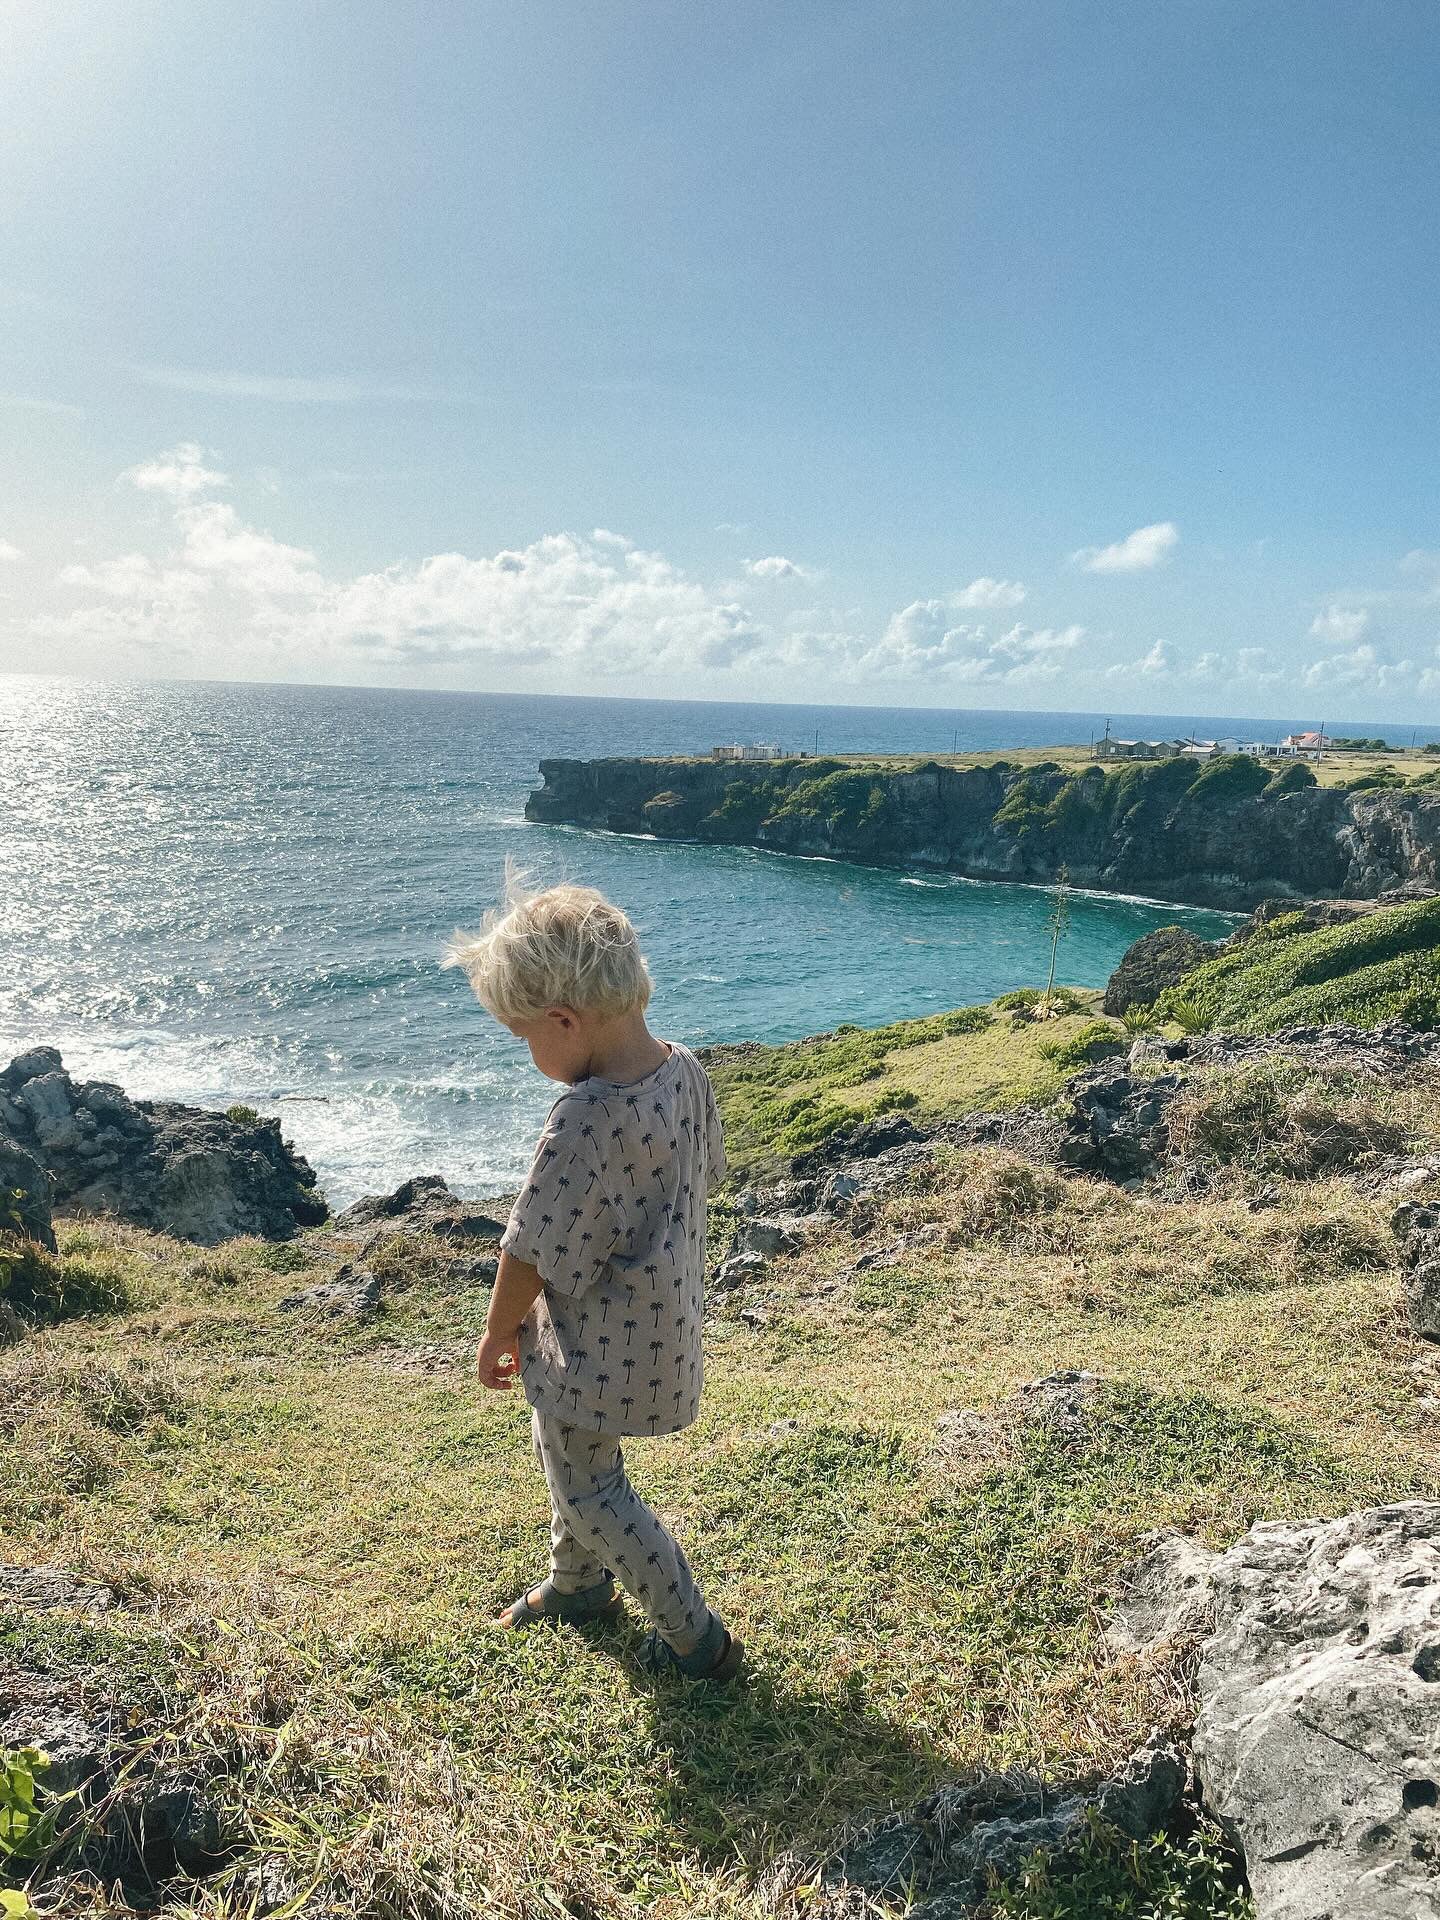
[
  {"x1": 223, "y1": 1103, "x2": 260, "y2": 1126},
  {"x1": 1263, "y1": 760, "x2": 1316, "y2": 797},
  {"x1": 0, "y1": 1232, "x2": 134, "y2": 1328},
  {"x1": 989, "y1": 1815, "x2": 1252, "y2": 1919},
  {"x1": 705, "y1": 994, "x2": 1109, "y2": 1169},
  {"x1": 1037, "y1": 1020, "x2": 1125, "y2": 1070},
  {"x1": 1166, "y1": 1059, "x2": 1410, "y2": 1177},
  {"x1": 1156, "y1": 895, "x2": 1440, "y2": 1034}
]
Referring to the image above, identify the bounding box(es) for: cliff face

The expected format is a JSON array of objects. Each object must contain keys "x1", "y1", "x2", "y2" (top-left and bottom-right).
[{"x1": 525, "y1": 755, "x2": 1440, "y2": 909}]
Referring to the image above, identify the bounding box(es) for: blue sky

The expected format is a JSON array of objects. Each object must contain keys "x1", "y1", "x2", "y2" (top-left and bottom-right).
[{"x1": 4, "y1": 1, "x2": 1440, "y2": 719}]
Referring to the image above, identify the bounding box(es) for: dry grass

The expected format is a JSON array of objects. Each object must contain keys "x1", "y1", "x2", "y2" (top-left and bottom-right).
[{"x1": 3, "y1": 1105, "x2": 1438, "y2": 1916}]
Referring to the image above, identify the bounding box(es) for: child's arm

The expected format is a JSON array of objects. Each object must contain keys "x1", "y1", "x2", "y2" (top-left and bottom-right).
[{"x1": 475, "y1": 1249, "x2": 545, "y2": 1389}]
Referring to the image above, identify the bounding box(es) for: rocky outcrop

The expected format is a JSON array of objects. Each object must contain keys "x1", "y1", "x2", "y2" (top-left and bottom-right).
[
  {"x1": 1391, "y1": 1201, "x2": 1440, "y2": 1341},
  {"x1": 330, "y1": 1173, "x2": 504, "y2": 1245},
  {"x1": 0, "y1": 1049, "x2": 327, "y2": 1244},
  {"x1": 1193, "y1": 1501, "x2": 1440, "y2": 1920},
  {"x1": 1103, "y1": 925, "x2": 1220, "y2": 1013},
  {"x1": 528, "y1": 754, "x2": 1440, "y2": 910}
]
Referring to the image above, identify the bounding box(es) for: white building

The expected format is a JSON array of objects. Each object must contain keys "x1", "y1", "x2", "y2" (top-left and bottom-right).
[{"x1": 711, "y1": 743, "x2": 787, "y2": 761}]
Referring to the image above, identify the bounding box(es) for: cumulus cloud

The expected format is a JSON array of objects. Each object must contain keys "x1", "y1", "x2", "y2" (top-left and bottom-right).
[
  {"x1": 859, "y1": 600, "x2": 1081, "y2": 681},
  {"x1": 1302, "y1": 641, "x2": 1414, "y2": 693},
  {"x1": 0, "y1": 539, "x2": 22, "y2": 562},
  {"x1": 1309, "y1": 604, "x2": 1370, "y2": 644},
  {"x1": 950, "y1": 577, "x2": 1027, "y2": 609},
  {"x1": 1105, "y1": 638, "x2": 1173, "y2": 680},
  {"x1": 38, "y1": 444, "x2": 1091, "y2": 690},
  {"x1": 123, "y1": 442, "x2": 228, "y2": 500},
  {"x1": 1073, "y1": 521, "x2": 1179, "y2": 573},
  {"x1": 745, "y1": 554, "x2": 815, "y2": 581}
]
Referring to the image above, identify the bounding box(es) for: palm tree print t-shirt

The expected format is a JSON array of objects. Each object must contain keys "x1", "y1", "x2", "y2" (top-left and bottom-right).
[{"x1": 501, "y1": 1041, "x2": 727, "y2": 1437}]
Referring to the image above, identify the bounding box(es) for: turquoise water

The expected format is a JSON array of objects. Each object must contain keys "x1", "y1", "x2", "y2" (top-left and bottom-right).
[{"x1": 2, "y1": 676, "x2": 1245, "y2": 1203}]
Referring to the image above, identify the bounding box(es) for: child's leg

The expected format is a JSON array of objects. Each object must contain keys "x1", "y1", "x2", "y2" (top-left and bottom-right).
[
  {"x1": 530, "y1": 1409, "x2": 608, "y2": 1595},
  {"x1": 532, "y1": 1409, "x2": 718, "y2": 1654}
]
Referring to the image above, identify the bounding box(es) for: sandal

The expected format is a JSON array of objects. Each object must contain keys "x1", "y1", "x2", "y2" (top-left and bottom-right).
[
  {"x1": 494, "y1": 1575, "x2": 621, "y2": 1629},
  {"x1": 637, "y1": 1615, "x2": 745, "y2": 1683}
]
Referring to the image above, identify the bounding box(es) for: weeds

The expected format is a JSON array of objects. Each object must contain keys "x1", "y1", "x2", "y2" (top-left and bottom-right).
[{"x1": 1167, "y1": 1060, "x2": 1406, "y2": 1176}]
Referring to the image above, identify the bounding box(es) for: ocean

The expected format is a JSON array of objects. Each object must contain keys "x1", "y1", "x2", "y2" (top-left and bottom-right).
[{"x1": 10, "y1": 673, "x2": 1393, "y2": 1207}]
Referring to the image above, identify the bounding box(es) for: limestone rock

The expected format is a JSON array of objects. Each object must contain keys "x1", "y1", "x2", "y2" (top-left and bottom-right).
[
  {"x1": 331, "y1": 1173, "x2": 503, "y2": 1244},
  {"x1": 278, "y1": 1264, "x2": 382, "y2": 1320},
  {"x1": 711, "y1": 1250, "x2": 768, "y2": 1293},
  {"x1": 731, "y1": 1216, "x2": 803, "y2": 1259},
  {"x1": 0, "y1": 1048, "x2": 326, "y2": 1244},
  {"x1": 1105, "y1": 1530, "x2": 1218, "y2": 1655},
  {"x1": 1392, "y1": 1201, "x2": 1440, "y2": 1342},
  {"x1": 826, "y1": 1732, "x2": 1186, "y2": 1914},
  {"x1": 1103, "y1": 925, "x2": 1219, "y2": 1015},
  {"x1": 1193, "y1": 1500, "x2": 1440, "y2": 1920}
]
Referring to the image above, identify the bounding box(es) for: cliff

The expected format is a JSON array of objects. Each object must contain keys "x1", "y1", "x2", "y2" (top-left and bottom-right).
[{"x1": 525, "y1": 753, "x2": 1440, "y2": 910}]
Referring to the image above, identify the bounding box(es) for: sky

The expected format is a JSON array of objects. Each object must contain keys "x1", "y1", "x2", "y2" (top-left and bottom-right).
[{"x1": 3, "y1": 1, "x2": 1440, "y2": 721}]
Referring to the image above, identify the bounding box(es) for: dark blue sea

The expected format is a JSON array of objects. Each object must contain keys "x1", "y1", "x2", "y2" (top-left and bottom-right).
[{"x1": 10, "y1": 675, "x2": 1411, "y2": 1205}]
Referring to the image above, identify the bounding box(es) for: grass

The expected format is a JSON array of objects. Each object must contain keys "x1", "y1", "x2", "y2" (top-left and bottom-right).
[
  {"x1": 1156, "y1": 894, "x2": 1440, "y2": 1033},
  {"x1": 4, "y1": 1039, "x2": 1440, "y2": 1916},
  {"x1": 705, "y1": 993, "x2": 1112, "y2": 1173}
]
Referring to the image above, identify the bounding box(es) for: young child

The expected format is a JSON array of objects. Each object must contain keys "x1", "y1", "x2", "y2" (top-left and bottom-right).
[{"x1": 444, "y1": 875, "x2": 741, "y2": 1682}]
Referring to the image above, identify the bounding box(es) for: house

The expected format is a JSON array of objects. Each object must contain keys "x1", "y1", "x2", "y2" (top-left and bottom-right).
[
  {"x1": 710, "y1": 743, "x2": 787, "y2": 762},
  {"x1": 1283, "y1": 731, "x2": 1330, "y2": 755},
  {"x1": 1093, "y1": 737, "x2": 1178, "y2": 761},
  {"x1": 1179, "y1": 739, "x2": 1224, "y2": 761}
]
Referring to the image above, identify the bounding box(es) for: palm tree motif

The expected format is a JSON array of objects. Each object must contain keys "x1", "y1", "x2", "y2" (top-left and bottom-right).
[
  {"x1": 625, "y1": 1093, "x2": 641, "y2": 1117},
  {"x1": 570, "y1": 1269, "x2": 584, "y2": 1290},
  {"x1": 664, "y1": 1240, "x2": 678, "y2": 1270},
  {"x1": 625, "y1": 1283, "x2": 637, "y2": 1310},
  {"x1": 650, "y1": 1164, "x2": 666, "y2": 1188},
  {"x1": 644, "y1": 1262, "x2": 659, "y2": 1288},
  {"x1": 648, "y1": 1375, "x2": 661, "y2": 1404},
  {"x1": 649, "y1": 1338, "x2": 663, "y2": 1369},
  {"x1": 569, "y1": 1385, "x2": 583, "y2": 1411},
  {"x1": 556, "y1": 1173, "x2": 570, "y2": 1192},
  {"x1": 673, "y1": 1388, "x2": 684, "y2": 1418},
  {"x1": 645, "y1": 1549, "x2": 662, "y2": 1575},
  {"x1": 598, "y1": 1293, "x2": 609, "y2": 1323},
  {"x1": 567, "y1": 1207, "x2": 583, "y2": 1234},
  {"x1": 647, "y1": 1412, "x2": 660, "y2": 1435},
  {"x1": 598, "y1": 1332, "x2": 611, "y2": 1362},
  {"x1": 610, "y1": 1125, "x2": 624, "y2": 1148},
  {"x1": 595, "y1": 1370, "x2": 609, "y2": 1406},
  {"x1": 623, "y1": 1519, "x2": 639, "y2": 1542},
  {"x1": 650, "y1": 1299, "x2": 665, "y2": 1330},
  {"x1": 587, "y1": 1440, "x2": 604, "y2": 1469},
  {"x1": 623, "y1": 1317, "x2": 638, "y2": 1348},
  {"x1": 620, "y1": 1394, "x2": 634, "y2": 1423},
  {"x1": 539, "y1": 1143, "x2": 559, "y2": 1169},
  {"x1": 622, "y1": 1356, "x2": 636, "y2": 1385},
  {"x1": 640, "y1": 1130, "x2": 654, "y2": 1155},
  {"x1": 577, "y1": 1308, "x2": 590, "y2": 1335},
  {"x1": 538, "y1": 1211, "x2": 554, "y2": 1242},
  {"x1": 652, "y1": 1098, "x2": 665, "y2": 1119},
  {"x1": 622, "y1": 1162, "x2": 636, "y2": 1189}
]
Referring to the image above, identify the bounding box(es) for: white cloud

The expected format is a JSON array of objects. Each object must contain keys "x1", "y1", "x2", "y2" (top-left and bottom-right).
[
  {"x1": 58, "y1": 553, "x2": 206, "y2": 609},
  {"x1": 1303, "y1": 641, "x2": 1414, "y2": 692},
  {"x1": 123, "y1": 442, "x2": 229, "y2": 500},
  {"x1": 746, "y1": 554, "x2": 816, "y2": 581},
  {"x1": 1309, "y1": 604, "x2": 1370, "y2": 644},
  {"x1": 1105, "y1": 638, "x2": 1174, "y2": 680},
  {"x1": 176, "y1": 500, "x2": 323, "y2": 598},
  {"x1": 951, "y1": 576, "x2": 1027, "y2": 609},
  {"x1": 859, "y1": 600, "x2": 1081, "y2": 681},
  {"x1": 0, "y1": 392, "x2": 84, "y2": 419},
  {"x1": 0, "y1": 539, "x2": 22, "y2": 563},
  {"x1": 1073, "y1": 521, "x2": 1179, "y2": 574}
]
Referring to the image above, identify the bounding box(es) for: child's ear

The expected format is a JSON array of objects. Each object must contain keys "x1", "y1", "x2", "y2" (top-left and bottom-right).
[{"x1": 546, "y1": 1005, "x2": 577, "y2": 1031}]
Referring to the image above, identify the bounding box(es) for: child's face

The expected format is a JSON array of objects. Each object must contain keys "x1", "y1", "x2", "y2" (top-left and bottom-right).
[{"x1": 505, "y1": 1008, "x2": 591, "y2": 1083}]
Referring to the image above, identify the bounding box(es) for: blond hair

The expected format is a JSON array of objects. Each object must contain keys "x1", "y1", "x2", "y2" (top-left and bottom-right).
[{"x1": 443, "y1": 865, "x2": 653, "y2": 1024}]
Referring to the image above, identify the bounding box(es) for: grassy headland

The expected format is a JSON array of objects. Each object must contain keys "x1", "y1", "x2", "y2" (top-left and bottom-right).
[{"x1": 8, "y1": 907, "x2": 1440, "y2": 1915}]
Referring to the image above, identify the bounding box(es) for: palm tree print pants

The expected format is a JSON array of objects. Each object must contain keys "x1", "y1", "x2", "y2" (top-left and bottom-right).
[{"x1": 532, "y1": 1409, "x2": 715, "y2": 1653}]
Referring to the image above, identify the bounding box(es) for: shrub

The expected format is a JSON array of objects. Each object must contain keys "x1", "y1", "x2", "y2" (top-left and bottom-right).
[
  {"x1": 0, "y1": 1235, "x2": 132, "y2": 1327},
  {"x1": 938, "y1": 1153, "x2": 1071, "y2": 1246},
  {"x1": 1157, "y1": 895, "x2": 1440, "y2": 1033},
  {"x1": 989, "y1": 1811, "x2": 1252, "y2": 1918},
  {"x1": 1187, "y1": 753, "x2": 1272, "y2": 806},
  {"x1": 1037, "y1": 1020, "x2": 1124, "y2": 1069},
  {"x1": 943, "y1": 1005, "x2": 992, "y2": 1034},
  {"x1": 225, "y1": 1103, "x2": 261, "y2": 1126},
  {"x1": 1265, "y1": 760, "x2": 1317, "y2": 796},
  {"x1": 871, "y1": 1087, "x2": 919, "y2": 1113},
  {"x1": 1120, "y1": 1004, "x2": 1158, "y2": 1034},
  {"x1": 1166, "y1": 1060, "x2": 1406, "y2": 1177}
]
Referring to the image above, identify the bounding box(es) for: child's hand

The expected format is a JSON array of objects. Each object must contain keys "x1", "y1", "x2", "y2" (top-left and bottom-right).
[{"x1": 475, "y1": 1327, "x2": 521, "y2": 1390}]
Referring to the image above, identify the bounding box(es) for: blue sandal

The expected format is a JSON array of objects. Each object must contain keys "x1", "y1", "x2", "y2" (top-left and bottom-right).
[
  {"x1": 494, "y1": 1575, "x2": 621, "y2": 1629},
  {"x1": 637, "y1": 1614, "x2": 745, "y2": 1683}
]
